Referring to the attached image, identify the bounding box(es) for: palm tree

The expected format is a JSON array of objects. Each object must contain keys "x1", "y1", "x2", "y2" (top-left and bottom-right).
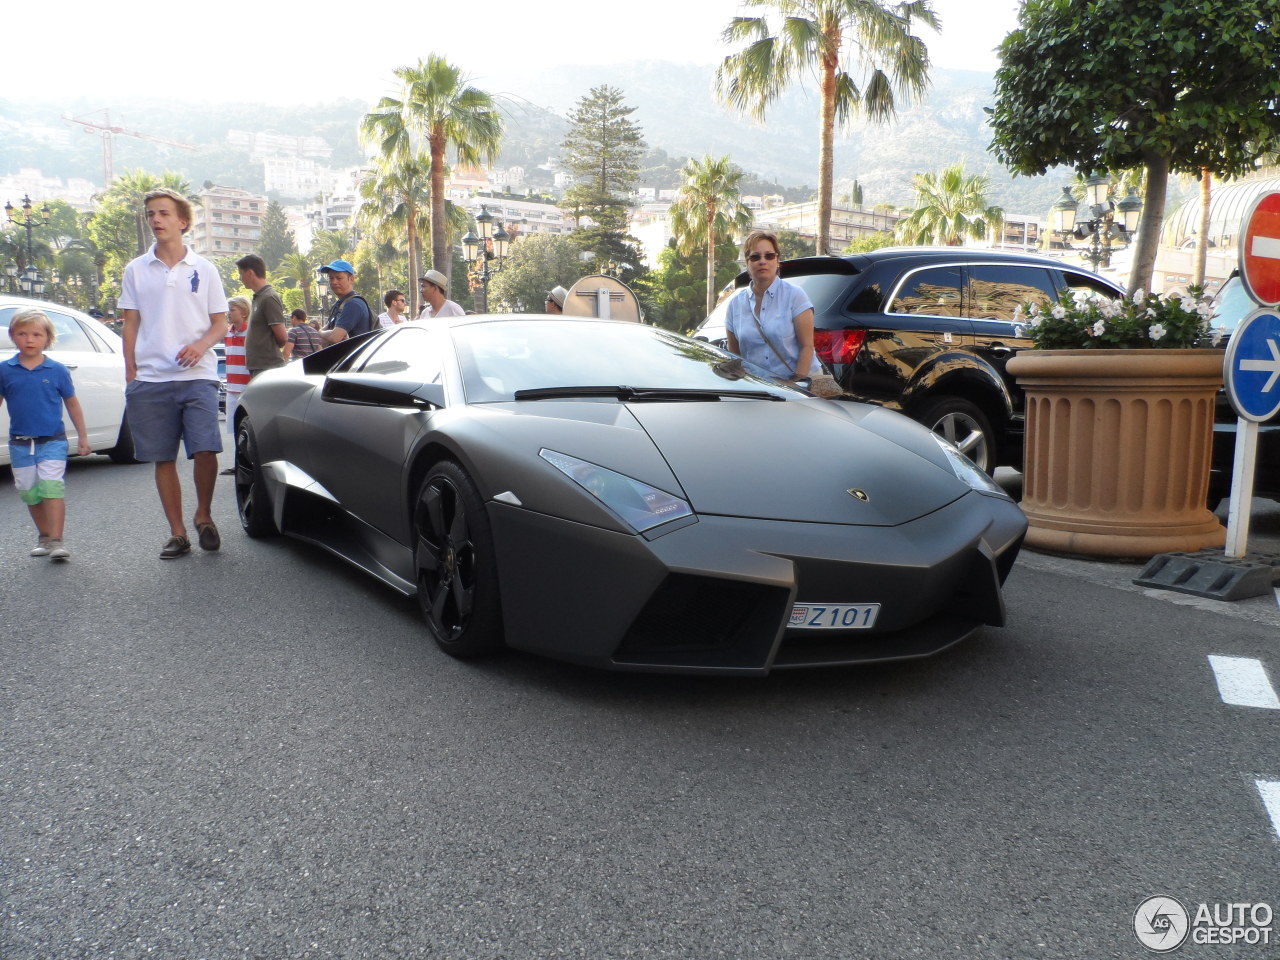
[
  {"x1": 895, "y1": 163, "x2": 1002, "y2": 246},
  {"x1": 310, "y1": 229, "x2": 354, "y2": 266},
  {"x1": 717, "y1": 0, "x2": 937, "y2": 255},
  {"x1": 668, "y1": 155, "x2": 754, "y2": 317},
  {"x1": 278, "y1": 252, "x2": 317, "y2": 315},
  {"x1": 99, "y1": 169, "x2": 193, "y2": 254},
  {"x1": 357, "y1": 156, "x2": 431, "y2": 310},
  {"x1": 361, "y1": 55, "x2": 503, "y2": 285}
]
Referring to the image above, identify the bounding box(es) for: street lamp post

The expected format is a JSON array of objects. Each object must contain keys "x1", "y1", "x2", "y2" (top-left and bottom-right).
[
  {"x1": 18, "y1": 264, "x2": 45, "y2": 299},
  {"x1": 1051, "y1": 176, "x2": 1142, "y2": 272},
  {"x1": 5, "y1": 194, "x2": 51, "y2": 263},
  {"x1": 462, "y1": 205, "x2": 511, "y2": 314}
]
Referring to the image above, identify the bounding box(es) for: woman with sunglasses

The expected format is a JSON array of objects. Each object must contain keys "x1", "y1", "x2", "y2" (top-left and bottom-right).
[{"x1": 724, "y1": 230, "x2": 821, "y2": 387}]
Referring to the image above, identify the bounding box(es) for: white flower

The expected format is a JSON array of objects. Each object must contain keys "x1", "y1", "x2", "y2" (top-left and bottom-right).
[
  {"x1": 1180, "y1": 296, "x2": 1198, "y2": 313},
  {"x1": 1051, "y1": 304, "x2": 1067, "y2": 320},
  {"x1": 1012, "y1": 305, "x2": 1024, "y2": 323},
  {"x1": 1144, "y1": 306, "x2": 1157, "y2": 319},
  {"x1": 1091, "y1": 319, "x2": 1107, "y2": 337},
  {"x1": 1098, "y1": 298, "x2": 1122, "y2": 319},
  {"x1": 1149, "y1": 323, "x2": 1167, "y2": 341},
  {"x1": 1132, "y1": 289, "x2": 1146, "y2": 306}
]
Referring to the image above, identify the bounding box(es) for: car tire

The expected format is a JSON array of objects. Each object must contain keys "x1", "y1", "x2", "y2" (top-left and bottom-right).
[
  {"x1": 414, "y1": 460, "x2": 504, "y2": 658},
  {"x1": 107, "y1": 415, "x2": 140, "y2": 464},
  {"x1": 920, "y1": 396, "x2": 997, "y2": 475},
  {"x1": 235, "y1": 417, "x2": 277, "y2": 538}
]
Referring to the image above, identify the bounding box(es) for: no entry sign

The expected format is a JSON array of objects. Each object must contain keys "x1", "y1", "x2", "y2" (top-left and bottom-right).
[{"x1": 1240, "y1": 190, "x2": 1280, "y2": 306}]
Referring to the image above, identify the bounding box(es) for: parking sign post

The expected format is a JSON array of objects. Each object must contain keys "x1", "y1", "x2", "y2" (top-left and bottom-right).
[{"x1": 1222, "y1": 307, "x2": 1280, "y2": 557}]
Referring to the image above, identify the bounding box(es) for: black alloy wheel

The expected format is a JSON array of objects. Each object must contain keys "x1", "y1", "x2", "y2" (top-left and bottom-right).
[
  {"x1": 235, "y1": 417, "x2": 277, "y2": 538},
  {"x1": 414, "y1": 461, "x2": 503, "y2": 658}
]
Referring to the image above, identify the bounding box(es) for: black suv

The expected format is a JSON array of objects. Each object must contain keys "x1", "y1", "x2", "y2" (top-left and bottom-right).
[{"x1": 695, "y1": 247, "x2": 1125, "y2": 472}]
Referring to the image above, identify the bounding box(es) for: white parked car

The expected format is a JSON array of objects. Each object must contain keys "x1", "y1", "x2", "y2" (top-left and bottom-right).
[{"x1": 0, "y1": 296, "x2": 134, "y2": 466}]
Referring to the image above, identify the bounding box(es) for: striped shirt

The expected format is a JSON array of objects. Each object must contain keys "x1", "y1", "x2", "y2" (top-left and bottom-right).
[{"x1": 225, "y1": 324, "x2": 249, "y2": 394}]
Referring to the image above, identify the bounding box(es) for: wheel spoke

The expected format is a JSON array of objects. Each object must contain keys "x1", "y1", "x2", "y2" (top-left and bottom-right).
[
  {"x1": 415, "y1": 536, "x2": 441, "y2": 573},
  {"x1": 451, "y1": 565, "x2": 474, "y2": 619},
  {"x1": 421, "y1": 483, "x2": 447, "y2": 540},
  {"x1": 429, "y1": 582, "x2": 451, "y2": 627}
]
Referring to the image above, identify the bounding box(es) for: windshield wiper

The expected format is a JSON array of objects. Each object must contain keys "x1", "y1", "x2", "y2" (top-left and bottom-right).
[{"x1": 513, "y1": 385, "x2": 784, "y2": 402}]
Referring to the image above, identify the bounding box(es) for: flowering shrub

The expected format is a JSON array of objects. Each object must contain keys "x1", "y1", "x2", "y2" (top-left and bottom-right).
[{"x1": 1013, "y1": 287, "x2": 1214, "y2": 349}]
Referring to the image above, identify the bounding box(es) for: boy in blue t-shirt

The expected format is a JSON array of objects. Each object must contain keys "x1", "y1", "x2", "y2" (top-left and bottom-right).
[{"x1": 0, "y1": 308, "x2": 91, "y2": 560}]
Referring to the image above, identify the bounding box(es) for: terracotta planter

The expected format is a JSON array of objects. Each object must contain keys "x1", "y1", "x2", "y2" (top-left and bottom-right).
[{"x1": 1007, "y1": 348, "x2": 1225, "y2": 560}]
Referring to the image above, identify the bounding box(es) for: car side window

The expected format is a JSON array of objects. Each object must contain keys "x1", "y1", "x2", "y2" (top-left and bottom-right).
[
  {"x1": 1059, "y1": 271, "x2": 1124, "y2": 303},
  {"x1": 887, "y1": 266, "x2": 963, "y2": 317},
  {"x1": 355, "y1": 327, "x2": 443, "y2": 384},
  {"x1": 966, "y1": 265, "x2": 1058, "y2": 320},
  {"x1": 0, "y1": 307, "x2": 99, "y2": 353}
]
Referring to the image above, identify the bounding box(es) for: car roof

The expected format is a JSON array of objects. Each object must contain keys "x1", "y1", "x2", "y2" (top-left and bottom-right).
[{"x1": 727, "y1": 247, "x2": 1119, "y2": 290}]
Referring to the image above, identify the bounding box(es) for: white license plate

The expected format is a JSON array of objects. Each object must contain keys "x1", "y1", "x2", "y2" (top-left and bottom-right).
[{"x1": 789, "y1": 603, "x2": 880, "y2": 630}]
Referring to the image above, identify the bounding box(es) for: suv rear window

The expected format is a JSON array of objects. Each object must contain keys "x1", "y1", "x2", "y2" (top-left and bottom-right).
[{"x1": 786, "y1": 272, "x2": 861, "y2": 314}]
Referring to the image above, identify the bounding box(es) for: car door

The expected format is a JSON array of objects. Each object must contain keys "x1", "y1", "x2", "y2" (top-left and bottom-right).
[
  {"x1": 856, "y1": 264, "x2": 970, "y2": 405},
  {"x1": 294, "y1": 327, "x2": 442, "y2": 540},
  {"x1": 0, "y1": 305, "x2": 125, "y2": 454},
  {"x1": 964, "y1": 263, "x2": 1052, "y2": 387}
]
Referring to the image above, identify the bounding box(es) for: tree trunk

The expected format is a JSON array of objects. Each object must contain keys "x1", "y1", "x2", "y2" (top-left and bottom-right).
[
  {"x1": 705, "y1": 220, "x2": 716, "y2": 319},
  {"x1": 429, "y1": 132, "x2": 448, "y2": 287},
  {"x1": 817, "y1": 53, "x2": 838, "y2": 256},
  {"x1": 1127, "y1": 152, "x2": 1169, "y2": 295},
  {"x1": 1193, "y1": 168, "x2": 1211, "y2": 287},
  {"x1": 407, "y1": 203, "x2": 420, "y2": 315}
]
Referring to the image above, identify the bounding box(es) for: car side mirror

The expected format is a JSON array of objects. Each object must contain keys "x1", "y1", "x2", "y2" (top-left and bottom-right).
[{"x1": 322, "y1": 374, "x2": 445, "y2": 410}]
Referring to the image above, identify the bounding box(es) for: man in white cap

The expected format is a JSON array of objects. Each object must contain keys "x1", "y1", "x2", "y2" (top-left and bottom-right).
[
  {"x1": 545, "y1": 286, "x2": 568, "y2": 314},
  {"x1": 417, "y1": 269, "x2": 465, "y2": 322}
]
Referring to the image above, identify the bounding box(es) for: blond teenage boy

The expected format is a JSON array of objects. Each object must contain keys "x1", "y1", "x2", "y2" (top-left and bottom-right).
[
  {"x1": 0, "y1": 309, "x2": 91, "y2": 560},
  {"x1": 120, "y1": 188, "x2": 229, "y2": 559}
]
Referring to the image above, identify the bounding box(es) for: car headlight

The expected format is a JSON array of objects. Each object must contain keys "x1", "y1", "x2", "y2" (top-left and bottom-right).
[
  {"x1": 931, "y1": 434, "x2": 1009, "y2": 497},
  {"x1": 539, "y1": 449, "x2": 694, "y2": 533}
]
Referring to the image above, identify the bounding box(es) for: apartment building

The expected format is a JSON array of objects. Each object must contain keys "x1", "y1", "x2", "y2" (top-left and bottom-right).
[{"x1": 189, "y1": 184, "x2": 267, "y2": 260}]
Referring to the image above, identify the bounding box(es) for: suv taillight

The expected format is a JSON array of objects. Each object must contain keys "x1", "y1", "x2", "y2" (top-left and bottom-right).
[{"x1": 815, "y1": 328, "x2": 866, "y2": 365}]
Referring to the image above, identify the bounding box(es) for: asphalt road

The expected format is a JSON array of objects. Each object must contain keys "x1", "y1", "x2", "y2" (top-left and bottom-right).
[{"x1": 2, "y1": 454, "x2": 1279, "y2": 960}]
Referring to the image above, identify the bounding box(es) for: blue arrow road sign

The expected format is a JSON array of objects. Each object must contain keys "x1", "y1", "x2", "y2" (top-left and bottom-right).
[{"x1": 1225, "y1": 308, "x2": 1280, "y2": 422}]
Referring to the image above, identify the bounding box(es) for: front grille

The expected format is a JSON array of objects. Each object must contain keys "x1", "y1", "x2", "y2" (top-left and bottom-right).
[{"x1": 614, "y1": 574, "x2": 788, "y2": 671}]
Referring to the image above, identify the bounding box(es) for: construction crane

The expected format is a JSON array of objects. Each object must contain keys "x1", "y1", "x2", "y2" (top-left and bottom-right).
[{"x1": 63, "y1": 109, "x2": 196, "y2": 185}]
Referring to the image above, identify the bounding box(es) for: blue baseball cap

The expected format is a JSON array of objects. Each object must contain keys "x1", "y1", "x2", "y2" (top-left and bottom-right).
[{"x1": 319, "y1": 259, "x2": 356, "y2": 275}]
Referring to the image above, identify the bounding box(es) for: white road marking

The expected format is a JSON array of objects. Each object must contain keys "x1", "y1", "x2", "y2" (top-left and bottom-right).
[
  {"x1": 1257, "y1": 781, "x2": 1280, "y2": 841},
  {"x1": 1207, "y1": 655, "x2": 1280, "y2": 709},
  {"x1": 1252, "y1": 235, "x2": 1280, "y2": 260}
]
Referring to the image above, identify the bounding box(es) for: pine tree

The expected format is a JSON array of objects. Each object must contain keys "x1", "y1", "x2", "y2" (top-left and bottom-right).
[
  {"x1": 560, "y1": 85, "x2": 646, "y2": 233},
  {"x1": 257, "y1": 200, "x2": 297, "y2": 271}
]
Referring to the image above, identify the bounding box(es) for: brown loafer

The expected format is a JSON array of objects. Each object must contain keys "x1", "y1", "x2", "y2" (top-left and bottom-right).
[
  {"x1": 160, "y1": 535, "x2": 191, "y2": 559},
  {"x1": 195, "y1": 519, "x2": 221, "y2": 551}
]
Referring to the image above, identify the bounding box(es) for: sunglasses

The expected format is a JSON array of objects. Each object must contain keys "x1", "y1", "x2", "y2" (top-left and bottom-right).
[{"x1": 747, "y1": 251, "x2": 778, "y2": 263}]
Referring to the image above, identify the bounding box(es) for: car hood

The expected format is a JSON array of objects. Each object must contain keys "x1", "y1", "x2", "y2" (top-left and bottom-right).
[{"x1": 626, "y1": 400, "x2": 970, "y2": 526}]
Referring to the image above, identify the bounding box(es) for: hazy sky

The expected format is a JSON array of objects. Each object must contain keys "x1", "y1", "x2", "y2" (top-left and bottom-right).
[{"x1": 19, "y1": 0, "x2": 1021, "y2": 106}]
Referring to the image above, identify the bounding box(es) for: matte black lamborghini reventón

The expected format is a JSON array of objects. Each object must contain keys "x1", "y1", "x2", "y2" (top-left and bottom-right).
[{"x1": 234, "y1": 317, "x2": 1027, "y2": 675}]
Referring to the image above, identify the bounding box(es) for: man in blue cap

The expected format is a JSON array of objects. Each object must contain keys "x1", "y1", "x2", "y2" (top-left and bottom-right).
[{"x1": 318, "y1": 260, "x2": 373, "y2": 344}]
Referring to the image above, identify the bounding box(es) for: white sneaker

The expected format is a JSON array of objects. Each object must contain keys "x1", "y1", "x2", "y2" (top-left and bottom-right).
[
  {"x1": 47, "y1": 540, "x2": 70, "y2": 561},
  {"x1": 30, "y1": 536, "x2": 52, "y2": 557}
]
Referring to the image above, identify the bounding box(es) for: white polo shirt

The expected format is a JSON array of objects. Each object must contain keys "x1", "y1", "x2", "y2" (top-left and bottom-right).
[{"x1": 120, "y1": 244, "x2": 229, "y2": 383}]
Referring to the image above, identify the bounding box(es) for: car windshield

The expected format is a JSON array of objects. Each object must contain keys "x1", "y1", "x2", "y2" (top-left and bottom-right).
[
  {"x1": 450, "y1": 319, "x2": 796, "y2": 403},
  {"x1": 1210, "y1": 276, "x2": 1255, "y2": 337}
]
